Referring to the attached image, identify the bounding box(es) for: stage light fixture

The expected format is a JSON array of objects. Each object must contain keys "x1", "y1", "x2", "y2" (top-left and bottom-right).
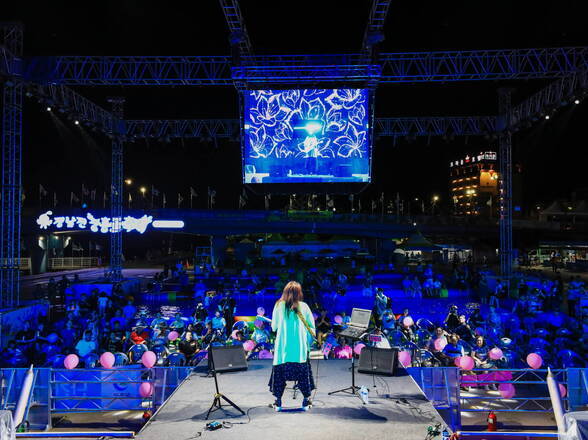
[
  {"x1": 74, "y1": 120, "x2": 80, "y2": 125},
  {"x1": 46, "y1": 106, "x2": 51, "y2": 112},
  {"x1": 544, "y1": 115, "x2": 550, "y2": 120},
  {"x1": 575, "y1": 99, "x2": 580, "y2": 105}
]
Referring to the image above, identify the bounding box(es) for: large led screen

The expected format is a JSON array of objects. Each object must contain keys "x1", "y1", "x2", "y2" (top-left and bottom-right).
[{"x1": 243, "y1": 89, "x2": 371, "y2": 183}]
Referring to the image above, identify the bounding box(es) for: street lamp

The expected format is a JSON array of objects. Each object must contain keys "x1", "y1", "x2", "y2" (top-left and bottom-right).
[
  {"x1": 125, "y1": 178, "x2": 133, "y2": 185},
  {"x1": 140, "y1": 186, "x2": 147, "y2": 197}
]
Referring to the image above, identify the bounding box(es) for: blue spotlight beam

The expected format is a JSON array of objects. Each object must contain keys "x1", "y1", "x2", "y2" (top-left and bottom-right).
[
  {"x1": 125, "y1": 116, "x2": 496, "y2": 139},
  {"x1": 23, "y1": 47, "x2": 588, "y2": 86}
]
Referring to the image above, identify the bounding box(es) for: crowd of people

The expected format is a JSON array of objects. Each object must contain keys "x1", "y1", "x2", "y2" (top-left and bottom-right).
[{"x1": 2, "y1": 258, "x2": 586, "y2": 372}]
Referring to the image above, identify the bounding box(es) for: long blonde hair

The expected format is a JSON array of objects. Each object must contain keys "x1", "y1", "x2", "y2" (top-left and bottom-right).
[{"x1": 279, "y1": 281, "x2": 303, "y2": 314}]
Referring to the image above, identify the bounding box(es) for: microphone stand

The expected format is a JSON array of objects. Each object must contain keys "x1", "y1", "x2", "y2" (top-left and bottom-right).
[{"x1": 204, "y1": 331, "x2": 245, "y2": 419}]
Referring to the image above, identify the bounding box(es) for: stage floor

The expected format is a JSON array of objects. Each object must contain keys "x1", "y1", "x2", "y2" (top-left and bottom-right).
[{"x1": 138, "y1": 359, "x2": 447, "y2": 440}]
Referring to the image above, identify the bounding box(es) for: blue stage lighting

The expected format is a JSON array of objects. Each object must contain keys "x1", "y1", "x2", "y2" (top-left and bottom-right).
[{"x1": 303, "y1": 121, "x2": 322, "y2": 135}]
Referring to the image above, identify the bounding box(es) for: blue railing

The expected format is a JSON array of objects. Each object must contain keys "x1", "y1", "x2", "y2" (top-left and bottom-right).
[{"x1": 0, "y1": 366, "x2": 193, "y2": 430}]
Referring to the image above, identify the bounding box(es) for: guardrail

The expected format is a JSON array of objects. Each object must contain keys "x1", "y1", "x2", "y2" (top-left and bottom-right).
[
  {"x1": 48, "y1": 257, "x2": 100, "y2": 270},
  {"x1": 410, "y1": 367, "x2": 588, "y2": 431},
  {"x1": 0, "y1": 366, "x2": 192, "y2": 431},
  {"x1": 0, "y1": 258, "x2": 31, "y2": 272}
]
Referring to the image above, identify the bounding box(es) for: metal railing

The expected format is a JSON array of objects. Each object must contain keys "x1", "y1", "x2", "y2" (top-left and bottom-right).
[
  {"x1": 0, "y1": 258, "x2": 31, "y2": 271},
  {"x1": 48, "y1": 257, "x2": 100, "y2": 270},
  {"x1": 0, "y1": 366, "x2": 193, "y2": 431}
]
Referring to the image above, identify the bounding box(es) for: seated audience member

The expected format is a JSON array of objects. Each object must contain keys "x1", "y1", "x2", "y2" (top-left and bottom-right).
[
  {"x1": 109, "y1": 309, "x2": 126, "y2": 329},
  {"x1": 170, "y1": 313, "x2": 186, "y2": 331},
  {"x1": 441, "y1": 334, "x2": 464, "y2": 366},
  {"x1": 210, "y1": 311, "x2": 226, "y2": 335},
  {"x1": 428, "y1": 327, "x2": 448, "y2": 352},
  {"x1": 315, "y1": 309, "x2": 331, "y2": 346},
  {"x1": 123, "y1": 300, "x2": 137, "y2": 323},
  {"x1": 75, "y1": 331, "x2": 97, "y2": 358},
  {"x1": 472, "y1": 335, "x2": 493, "y2": 369},
  {"x1": 454, "y1": 315, "x2": 474, "y2": 343},
  {"x1": 108, "y1": 321, "x2": 125, "y2": 352}
]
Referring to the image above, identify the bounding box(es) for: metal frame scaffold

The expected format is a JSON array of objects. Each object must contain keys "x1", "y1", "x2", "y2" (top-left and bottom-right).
[{"x1": 1, "y1": 2, "x2": 588, "y2": 306}]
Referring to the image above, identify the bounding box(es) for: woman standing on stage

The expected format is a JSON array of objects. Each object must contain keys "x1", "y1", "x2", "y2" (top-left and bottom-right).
[{"x1": 269, "y1": 281, "x2": 316, "y2": 410}]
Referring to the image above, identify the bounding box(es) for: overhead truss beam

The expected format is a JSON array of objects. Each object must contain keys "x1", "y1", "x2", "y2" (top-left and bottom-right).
[
  {"x1": 219, "y1": 0, "x2": 253, "y2": 57},
  {"x1": 362, "y1": 0, "x2": 392, "y2": 54},
  {"x1": 510, "y1": 68, "x2": 588, "y2": 129},
  {"x1": 22, "y1": 47, "x2": 588, "y2": 86},
  {"x1": 125, "y1": 116, "x2": 496, "y2": 139}
]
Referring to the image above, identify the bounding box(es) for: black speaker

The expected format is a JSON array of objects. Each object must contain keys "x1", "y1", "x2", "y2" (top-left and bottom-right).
[
  {"x1": 210, "y1": 345, "x2": 248, "y2": 373},
  {"x1": 357, "y1": 347, "x2": 398, "y2": 376}
]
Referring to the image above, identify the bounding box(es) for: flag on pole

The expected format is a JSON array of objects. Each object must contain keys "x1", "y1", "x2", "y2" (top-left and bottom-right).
[
  {"x1": 163, "y1": 193, "x2": 167, "y2": 208},
  {"x1": 70, "y1": 192, "x2": 80, "y2": 206},
  {"x1": 128, "y1": 193, "x2": 132, "y2": 208},
  {"x1": 103, "y1": 191, "x2": 108, "y2": 208},
  {"x1": 371, "y1": 200, "x2": 376, "y2": 213},
  {"x1": 39, "y1": 184, "x2": 48, "y2": 198},
  {"x1": 90, "y1": 189, "x2": 96, "y2": 201},
  {"x1": 190, "y1": 187, "x2": 197, "y2": 208},
  {"x1": 264, "y1": 194, "x2": 271, "y2": 210},
  {"x1": 178, "y1": 193, "x2": 184, "y2": 207},
  {"x1": 239, "y1": 194, "x2": 247, "y2": 209}
]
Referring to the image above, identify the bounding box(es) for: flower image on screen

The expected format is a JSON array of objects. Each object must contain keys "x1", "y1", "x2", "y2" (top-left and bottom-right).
[{"x1": 243, "y1": 89, "x2": 371, "y2": 183}]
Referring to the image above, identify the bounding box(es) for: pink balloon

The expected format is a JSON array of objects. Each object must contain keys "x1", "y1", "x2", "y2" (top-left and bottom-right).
[
  {"x1": 139, "y1": 382, "x2": 153, "y2": 398},
  {"x1": 526, "y1": 353, "x2": 543, "y2": 369},
  {"x1": 231, "y1": 329, "x2": 239, "y2": 340},
  {"x1": 257, "y1": 307, "x2": 265, "y2": 316},
  {"x1": 243, "y1": 340, "x2": 256, "y2": 352},
  {"x1": 434, "y1": 338, "x2": 447, "y2": 351},
  {"x1": 64, "y1": 354, "x2": 79, "y2": 370},
  {"x1": 558, "y1": 383, "x2": 567, "y2": 398},
  {"x1": 454, "y1": 356, "x2": 463, "y2": 367},
  {"x1": 459, "y1": 355, "x2": 475, "y2": 370},
  {"x1": 354, "y1": 343, "x2": 366, "y2": 355},
  {"x1": 100, "y1": 352, "x2": 115, "y2": 369},
  {"x1": 334, "y1": 315, "x2": 343, "y2": 325},
  {"x1": 258, "y1": 349, "x2": 273, "y2": 359},
  {"x1": 489, "y1": 348, "x2": 504, "y2": 360},
  {"x1": 398, "y1": 351, "x2": 412, "y2": 367},
  {"x1": 142, "y1": 351, "x2": 157, "y2": 368},
  {"x1": 167, "y1": 331, "x2": 179, "y2": 341},
  {"x1": 498, "y1": 383, "x2": 516, "y2": 398},
  {"x1": 403, "y1": 316, "x2": 414, "y2": 327}
]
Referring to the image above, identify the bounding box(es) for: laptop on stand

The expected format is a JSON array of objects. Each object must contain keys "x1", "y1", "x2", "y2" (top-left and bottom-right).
[{"x1": 338, "y1": 308, "x2": 372, "y2": 339}]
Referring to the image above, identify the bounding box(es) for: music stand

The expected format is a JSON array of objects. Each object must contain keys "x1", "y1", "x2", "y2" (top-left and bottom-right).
[
  {"x1": 328, "y1": 338, "x2": 362, "y2": 399},
  {"x1": 204, "y1": 338, "x2": 245, "y2": 419}
]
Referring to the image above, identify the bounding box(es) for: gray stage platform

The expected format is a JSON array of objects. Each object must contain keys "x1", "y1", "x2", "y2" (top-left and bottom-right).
[{"x1": 138, "y1": 359, "x2": 447, "y2": 440}]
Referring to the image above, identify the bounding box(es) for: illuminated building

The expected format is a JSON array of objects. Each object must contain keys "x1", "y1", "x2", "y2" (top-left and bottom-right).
[{"x1": 449, "y1": 152, "x2": 499, "y2": 216}]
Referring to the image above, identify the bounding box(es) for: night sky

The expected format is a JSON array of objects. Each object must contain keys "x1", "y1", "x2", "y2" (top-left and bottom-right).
[{"x1": 5, "y1": 0, "x2": 588, "y2": 212}]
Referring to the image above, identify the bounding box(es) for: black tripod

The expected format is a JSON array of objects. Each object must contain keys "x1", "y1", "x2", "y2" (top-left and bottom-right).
[
  {"x1": 328, "y1": 339, "x2": 361, "y2": 399},
  {"x1": 205, "y1": 341, "x2": 245, "y2": 420}
]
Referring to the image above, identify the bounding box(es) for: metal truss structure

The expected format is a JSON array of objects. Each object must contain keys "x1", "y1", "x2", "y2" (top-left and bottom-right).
[
  {"x1": 125, "y1": 116, "x2": 497, "y2": 139},
  {"x1": 108, "y1": 98, "x2": 125, "y2": 282},
  {"x1": 1, "y1": 24, "x2": 22, "y2": 308},
  {"x1": 20, "y1": 47, "x2": 588, "y2": 86},
  {"x1": 219, "y1": 0, "x2": 253, "y2": 57},
  {"x1": 2, "y1": 3, "x2": 588, "y2": 305},
  {"x1": 498, "y1": 89, "x2": 513, "y2": 280},
  {"x1": 362, "y1": 0, "x2": 392, "y2": 55}
]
